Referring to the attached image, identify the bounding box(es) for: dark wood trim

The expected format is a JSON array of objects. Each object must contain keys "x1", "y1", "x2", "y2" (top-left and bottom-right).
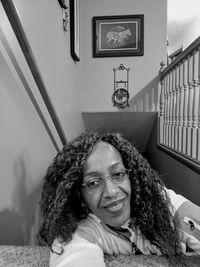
[
  {"x1": 1, "y1": 0, "x2": 67, "y2": 148},
  {"x1": 157, "y1": 144, "x2": 200, "y2": 174},
  {"x1": 70, "y1": 0, "x2": 80, "y2": 61},
  {"x1": 168, "y1": 46, "x2": 183, "y2": 59}
]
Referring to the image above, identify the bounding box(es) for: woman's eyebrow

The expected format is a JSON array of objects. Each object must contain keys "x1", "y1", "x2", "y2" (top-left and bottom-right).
[
  {"x1": 109, "y1": 162, "x2": 123, "y2": 170},
  {"x1": 84, "y1": 163, "x2": 123, "y2": 177},
  {"x1": 84, "y1": 171, "x2": 102, "y2": 177}
]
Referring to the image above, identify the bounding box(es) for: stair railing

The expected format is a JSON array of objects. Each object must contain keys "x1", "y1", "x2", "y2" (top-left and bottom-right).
[{"x1": 159, "y1": 36, "x2": 200, "y2": 172}]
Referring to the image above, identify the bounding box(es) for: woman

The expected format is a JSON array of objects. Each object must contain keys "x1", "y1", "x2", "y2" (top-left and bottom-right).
[{"x1": 38, "y1": 132, "x2": 200, "y2": 267}]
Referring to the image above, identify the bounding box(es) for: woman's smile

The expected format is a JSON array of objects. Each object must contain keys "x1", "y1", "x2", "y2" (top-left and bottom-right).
[{"x1": 102, "y1": 197, "x2": 126, "y2": 213}]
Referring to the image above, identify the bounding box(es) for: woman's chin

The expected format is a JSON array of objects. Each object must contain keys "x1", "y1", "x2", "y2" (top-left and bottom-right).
[{"x1": 104, "y1": 199, "x2": 130, "y2": 228}]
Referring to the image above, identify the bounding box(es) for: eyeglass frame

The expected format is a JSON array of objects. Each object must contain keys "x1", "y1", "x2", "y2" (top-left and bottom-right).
[{"x1": 82, "y1": 168, "x2": 130, "y2": 191}]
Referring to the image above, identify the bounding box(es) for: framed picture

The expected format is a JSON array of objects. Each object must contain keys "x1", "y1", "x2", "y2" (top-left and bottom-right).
[
  {"x1": 93, "y1": 15, "x2": 144, "y2": 58},
  {"x1": 70, "y1": 0, "x2": 80, "y2": 61}
]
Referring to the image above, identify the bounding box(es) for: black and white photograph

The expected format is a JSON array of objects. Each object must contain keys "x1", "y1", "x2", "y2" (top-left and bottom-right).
[{"x1": 0, "y1": 0, "x2": 200, "y2": 266}]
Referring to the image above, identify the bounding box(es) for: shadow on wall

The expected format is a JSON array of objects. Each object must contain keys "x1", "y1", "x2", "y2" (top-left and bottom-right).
[
  {"x1": 0, "y1": 209, "x2": 24, "y2": 245},
  {"x1": 125, "y1": 75, "x2": 160, "y2": 112},
  {"x1": 0, "y1": 157, "x2": 42, "y2": 245}
]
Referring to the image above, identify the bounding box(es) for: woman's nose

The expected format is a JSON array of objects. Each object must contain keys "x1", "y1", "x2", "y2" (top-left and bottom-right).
[{"x1": 103, "y1": 178, "x2": 119, "y2": 197}]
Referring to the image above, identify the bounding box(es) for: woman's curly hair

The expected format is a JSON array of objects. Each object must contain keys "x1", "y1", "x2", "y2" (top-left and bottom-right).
[{"x1": 38, "y1": 131, "x2": 182, "y2": 260}]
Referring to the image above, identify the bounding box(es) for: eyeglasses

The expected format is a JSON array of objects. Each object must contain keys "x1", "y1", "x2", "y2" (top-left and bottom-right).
[{"x1": 82, "y1": 169, "x2": 129, "y2": 191}]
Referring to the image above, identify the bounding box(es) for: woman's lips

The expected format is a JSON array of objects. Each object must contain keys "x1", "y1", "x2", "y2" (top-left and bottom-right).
[{"x1": 103, "y1": 198, "x2": 125, "y2": 213}]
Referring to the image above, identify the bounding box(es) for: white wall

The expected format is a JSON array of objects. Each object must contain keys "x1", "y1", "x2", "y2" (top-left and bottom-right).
[
  {"x1": 168, "y1": 15, "x2": 200, "y2": 55},
  {"x1": 0, "y1": 0, "x2": 84, "y2": 245},
  {"x1": 12, "y1": 0, "x2": 85, "y2": 141},
  {"x1": 0, "y1": 49, "x2": 58, "y2": 244},
  {"x1": 79, "y1": 0, "x2": 167, "y2": 112},
  {"x1": 167, "y1": 0, "x2": 200, "y2": 55}
]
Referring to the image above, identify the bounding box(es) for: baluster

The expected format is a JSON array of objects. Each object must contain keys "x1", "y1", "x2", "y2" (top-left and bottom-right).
[
  {"x1": 151, "y1": 89, "x2": 154, "y2": 111},
  {"x1": 145, "y1": 93, "x2": 149, "y2": 112},
  {"x1": 168, "y1": 71, "x2": 173, "y2": 148},
  {"x1": 140, "y1": 99, "x2": 143, "y2": 111},
  {"x1": 165, "y1": 73, "x2": 170, "y2": 146},
  {"x1": 182, "y1": 58, "x2": 189, "y2": 154},
  {"x1": 155, "y1": 86, "x2": 159, "y2": 112},
  {"x1": 159, "y1": 76, "x2": 165, "y2": 144},
  {"x1": 163, "y1": 75, "x2": 168, "y2": 145},
  {"x1": 197, "y1": 46, "x2": 200, "y2": 161},
  {"x1": 191, "y1": 49, "x2": 200, "y2": 159},
  {"x1": 187, "y1": 54, "x2": 194, "y2": 156},
  {"x1": 171, "y1": 68, "x2": 176, "y2": 149},
  {"x1": 137, "y1": 101, "x2": 140, "y2": 111},
  {"x1": 174, "y1": 65, "x2": 179, "y2": 150},
  {"x1": 178, "y1": 61, "x2": 184, "y2": 152}
]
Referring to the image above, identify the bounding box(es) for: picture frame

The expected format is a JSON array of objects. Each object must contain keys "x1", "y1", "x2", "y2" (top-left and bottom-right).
[
  {"x1": 93, "y1": 15, "x2": 144, "y2": 58},
  {"x1": 70, "y1": 0, "x2": 80, "y2": 61}
]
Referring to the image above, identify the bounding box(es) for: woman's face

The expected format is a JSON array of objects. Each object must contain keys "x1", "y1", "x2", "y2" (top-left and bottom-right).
[{"x1": 81, "y1": 141, "x2": 131, "y2": 228}]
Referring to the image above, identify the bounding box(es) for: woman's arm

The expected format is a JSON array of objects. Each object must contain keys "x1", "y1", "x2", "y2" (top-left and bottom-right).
[
  {"x1": 166, "y1": 188, "x2": 200, "y2": 254},
  {"x1": 174, "y1": 200, "x2": 200, "y2": 254},
  {"x1": 50, "y1": 234, "x2": 106, "y2": 267}
]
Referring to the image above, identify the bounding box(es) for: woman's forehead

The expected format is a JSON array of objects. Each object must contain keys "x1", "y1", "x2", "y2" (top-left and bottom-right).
[
  {"x1": 83, "y1": 141, "x2": 123, "y2": 173},
  {"x1": 89, "y1": 141, "x2": 120, "y2": 158}
]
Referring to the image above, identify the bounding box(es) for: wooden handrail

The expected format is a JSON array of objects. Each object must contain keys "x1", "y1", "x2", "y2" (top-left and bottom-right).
[{"x1": 160, "y1": 36, "x2": 200, "y2": 78}]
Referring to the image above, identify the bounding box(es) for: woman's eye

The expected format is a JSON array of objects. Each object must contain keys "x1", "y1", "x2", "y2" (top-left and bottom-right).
[
  {"x1": 114, "y1": 171, "x2": 122, "y2": 177},
  {"x1": 113, "y1": 170, "x2": 126, "y2": 179},
  {"x1": 87, "y1": 179, "x2": 101, "y2": 188}
]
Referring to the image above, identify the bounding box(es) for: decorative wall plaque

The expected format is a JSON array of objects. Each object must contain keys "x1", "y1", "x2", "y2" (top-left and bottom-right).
[{"x1": 112, "y1": 64, "x2": 130, "y2": 109}]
